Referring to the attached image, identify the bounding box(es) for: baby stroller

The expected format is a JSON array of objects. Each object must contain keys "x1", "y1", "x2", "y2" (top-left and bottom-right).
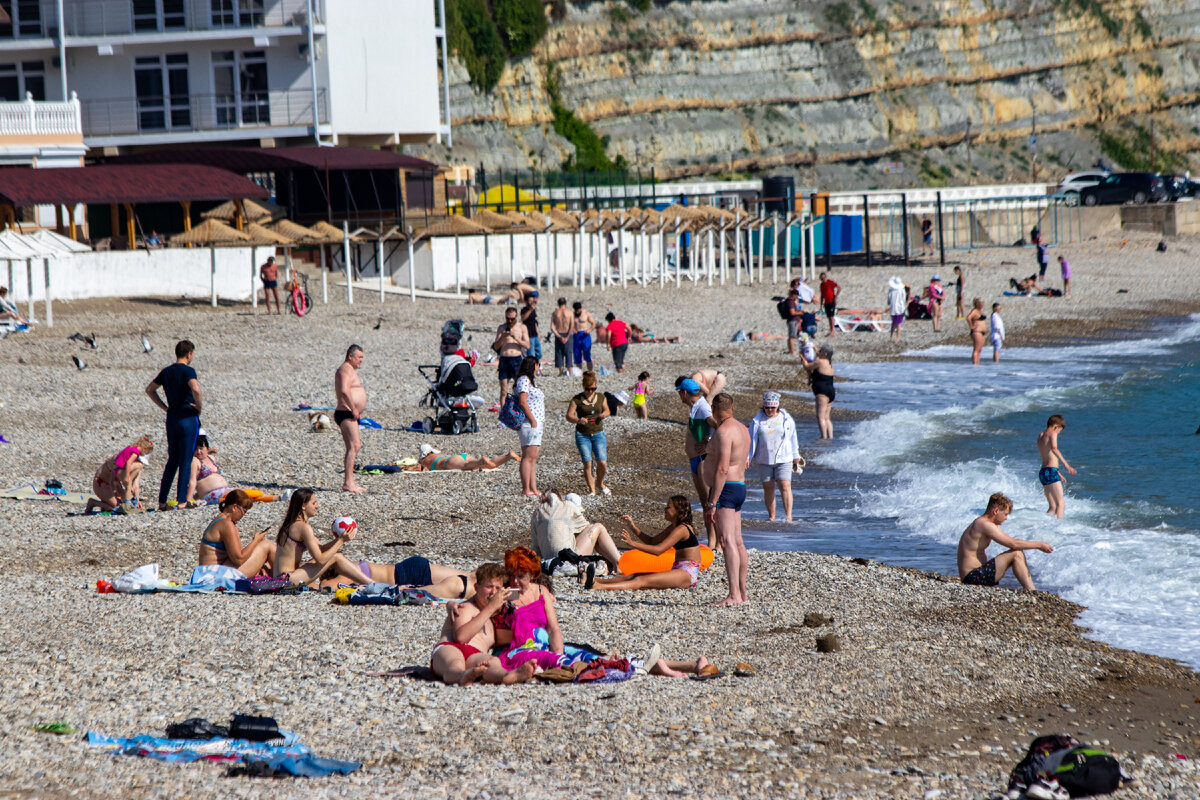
[{"x1": 417, "y1": 320, "x2": 480, "y2": 435}]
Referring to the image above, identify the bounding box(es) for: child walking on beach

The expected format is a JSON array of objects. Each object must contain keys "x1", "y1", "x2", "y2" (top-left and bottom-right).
[{"x1": 630, "y1": 372, "x2": 653, "y2": 420}]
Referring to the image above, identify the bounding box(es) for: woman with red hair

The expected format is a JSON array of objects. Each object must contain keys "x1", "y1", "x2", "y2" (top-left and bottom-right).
[{"x1": 494, "y1": 546, "x2": 573, "y2": 672}]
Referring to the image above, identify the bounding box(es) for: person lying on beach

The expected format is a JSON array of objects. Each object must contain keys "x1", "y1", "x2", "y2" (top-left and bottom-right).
[
  {"x1": 186, "y1": 434, "x2": 285, "y2": 506},
  {"x1": 493, "y1": 547, "x2": 578, "y2": 672},
  {"x1": 1010, "y1": 275, "x2": 1061, "y2": 297},
  {"x1": 466, "y1": 281, "x2": 525, "y2": 305},
  {"x1": 430, "y1": 562, "x2": 538, "y2": 686},
  {"x1": 530, "y1": 491, "x2": 621, "y2": 577},
  {"x1": 411, "y1": 443, "x2": 521, "y2": 472},
  {"x1": 272, "y1": 489, "x2": 373, "y2": 586},
  {"x1": 629, "y1": 323, "x2": 681, "y2": 343},
  {"x1": 588, "y1": 496, "x2": 705, "y2": 592},
  {"x1": 315, "y1": 555, "x2": 477, "y2": 599},
  {"x1": 86, "y1": 436, "x2": 153, "y2": 514},
  {"x1": 957, "y1": 492, "x2": 1053, "y2": 591},
  {"x1": 197, "y1": 489, "x2": 276, "y2": 577},
  {"x1": 838, "y1": 308, "x2": 887, "y2": 321}
]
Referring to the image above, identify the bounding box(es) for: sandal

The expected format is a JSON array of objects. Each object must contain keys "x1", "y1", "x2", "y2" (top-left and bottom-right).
[
  {"x1": 733, "y1": 662, "x2": 756, "y2": 677},
  {"x1": 600, "y1": 486, "x2": 611, "y2": 496},
  {"x1": 582, "y1": 562, "x2": 596, "y2": 590},
  {"x1": 688, "y1": 666, "x2": 723, "y2": 681}
]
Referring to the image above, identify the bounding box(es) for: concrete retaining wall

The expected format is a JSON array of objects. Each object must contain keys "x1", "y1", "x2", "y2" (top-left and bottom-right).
[{"x1": 1121, "y1": 202, "x2": 1200, "y2": 237}]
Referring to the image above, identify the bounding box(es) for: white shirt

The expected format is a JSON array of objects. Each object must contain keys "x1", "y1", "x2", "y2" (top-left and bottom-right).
[
  {"x1": 797, "y1": 282, "x2": 815, "y2": 303},
  {"x1": 887, "y1": 287, "x2": 906, "y2": 316},
  {"x1": 990, "y1": 312, "x2": 1005, "y2": 341},
  {"x1": 515, "y1": 375, "x2": 545, "y2": 424},
  {"x1": 748, "y1": 408, "x2": 800, "y2": 464}
]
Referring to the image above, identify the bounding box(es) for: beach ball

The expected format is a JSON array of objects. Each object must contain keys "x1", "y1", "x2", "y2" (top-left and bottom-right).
[{"x1": 331, "y1": 516, "x2": 357, "y2": 538}]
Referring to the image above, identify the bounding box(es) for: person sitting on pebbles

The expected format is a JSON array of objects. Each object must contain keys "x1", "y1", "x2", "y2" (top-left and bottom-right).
[
  {"x1": 586, "y1": 495, "x2": 705, "y2": 592},
  {"x1": 493, "y1": 547, "x2": 580, "y2": 673},
  {"x1": 431, "y1": 562, "x2": 539, "y2": 686},
  {"x1": 86, "y1": 436, "x2": 153, "y2": 514},
  {"x1": 197, "y1": 489, "x2": 276, "y2": 577},
  {"x1": 529, "y1": 491, "x2": 621, "y2": 577},
  {"x1": 186, "y1": 433, "x2": 287, "y2": 506},
  {"x1": 411, "y1": 443, "x2": 521, "y2": 472},
  {"x1": 272, "y1": 489, "x2": 374, "y2": 586}
]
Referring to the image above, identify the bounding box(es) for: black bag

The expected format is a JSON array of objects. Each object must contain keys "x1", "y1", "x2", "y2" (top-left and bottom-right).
[
  {"x1": 166, "y1": 717, "x2": 230, "y2": 740},
  {"x1": 776, "y1": 298, "x2": 791, "y2": 320},
  {"x1": 1054, "y1": 746, "x2": 1122, "y2": 797},
  {"x1": 229, "y1": 714, "x2": 281, "y2": 742},
  {"x1": 1008, "y1": 734, "x2": 1080, "y2": 792}
]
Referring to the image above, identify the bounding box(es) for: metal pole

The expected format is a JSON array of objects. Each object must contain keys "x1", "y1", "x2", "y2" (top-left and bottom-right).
[
  {"x1": 509, "y1": 234, "x2": 515, "y2": 284},
  {"x1": 757, "y1": 220, "x2": 765, "y2": 283},
  {"x1": 618, "y1": 215, "x2": 626, "y2": 288},
  {"x1": 734, "y1": 215, "x2": 742, "y2": 285},
  {"x1": 250, "y1": 247, "x2": 258, "y2": 309},
  {"x1": 25, "y1": 259, "x2": 35, "y2": 322},
  {"x1": 42, "y1": 258, "x2": 52, "y2": 327},
  {"x1": 863, "y1": 195, "x2": 872, "y2": 268},
  {"x1": 377, "y1": 235, "x2": 385, "y2": 302},
  {"x1": 936, "y1": 191, "x2": 946, "y2": 267},
  {"x1": 455, "y1": 234, "x2": 461, "y2": 294},
  {"x1": 785, "y1": 218, "x2": 792, "y2": 283},
  {"x1": 772, "y1": 216, "x2": 779, "y2": 283},
  {"x1": 436, "y1": 0, "x2": 452, "y2": 147},
  {"x1": 808, "y1": 218, "x2": 816, "y2": 280},
  {"x1": 901, "y1": 193, "x2": 910, "y2": 268},
  {"x1": 211, "y1": 246, "x2": 218, "y2": 307},
  {"x1": 56, "y1": 0, "x2": 67, "y2": 98},
  {"x1": 407, "y1": 227, "x2": 416, "y2": 301},
  {"x1": 343, "y1": 221, "x2": 353, "y2": 304},
  {"x1": 307, "y1": 0, "x2": 321, "y2": 145},
  {"x1": 719, "y1": 226, "x2": 727, "y2": 285},
  {"x1": 320, "y1": 245, "x2": 328, "y2": 304},
  {"x1": 706, "y1": 228, "x2": 713, "y2": 287},
  {"x1": 484, "y1": 235, "x2": 491, "y2": 294},
  {"x1": 823, "y1": 199, "x2": 832, "y2": 272},
  {"x1": 658, "y1": 226, "x2": 665, "y2": 287},
  {"x1": 674, "y1": 218, "x2": 681, "y2": 289}
]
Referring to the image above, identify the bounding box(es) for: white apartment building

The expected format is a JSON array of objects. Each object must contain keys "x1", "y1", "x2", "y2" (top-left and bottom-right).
[{"x1": 0, "y1": 0, "x2": 451, "y2": 153}]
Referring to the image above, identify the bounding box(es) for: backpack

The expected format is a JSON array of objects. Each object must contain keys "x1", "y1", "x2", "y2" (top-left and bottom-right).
[
  {"x1": 776, "y1": 298, "x2": 791, "y2": 320},
  {"x1": 1008, "y1": 735, "x2": 1080, "y2": 792},
  {"x1": 1054, "y1": 746, "x2": 1123, "y2": 796},
  {"x1": 498, "y1": 392, "x2": 527, "y2": 430}
]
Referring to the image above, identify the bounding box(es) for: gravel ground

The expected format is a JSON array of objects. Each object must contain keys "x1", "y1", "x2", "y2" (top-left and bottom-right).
[{"x1": 1, "y1": 233, "x2": 1199, "y2": 799}]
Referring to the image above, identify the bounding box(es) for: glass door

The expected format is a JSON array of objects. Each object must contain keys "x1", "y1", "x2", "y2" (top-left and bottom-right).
[
  {"x1": 213, "y1": 50, "x2": 269, "y2": 126},
  {"x1": 135, "y1": 54, "x2": 190, "y2": 131}
]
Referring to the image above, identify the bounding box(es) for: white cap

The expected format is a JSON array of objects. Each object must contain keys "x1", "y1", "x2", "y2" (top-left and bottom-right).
[
  {"x1": 198, "y1": 427, "x2": 207, "y2": 437},
  {"x1": 419, "y1": 443, "x2": 440, "y2": 458},
  {"x1": 564, "y1": 492, "x2": 583, "y2": 508}
]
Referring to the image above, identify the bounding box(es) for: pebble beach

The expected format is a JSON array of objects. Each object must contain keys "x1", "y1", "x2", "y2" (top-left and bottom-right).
[{"x1": 3, "y1": 232, "x2": 1200, "y2": 799}]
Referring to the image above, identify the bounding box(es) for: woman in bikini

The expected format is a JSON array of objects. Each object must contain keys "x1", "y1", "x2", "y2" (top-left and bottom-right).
[
  {"x1": 272, "y1": 489, "x2": 374, "y2": 586},
  {"x1": 799, "y1": 344, "x2": 836, "y2": 439},
  {"x1": 86, "y1": 436, "x2": 153, "y2": 513},
  {"x1": 966, "y1": 297, "x2": 988, "y2": 365},
  {"x1": 197, "y1": 489, "x2": 276, "y2": 576},
  {"x1": 415, "y1": 444, "x2": 520, "y2": 471},
  {"x1": 314, "y1": 555, "x2": 478, "y2": 599},
  {"x1": 187, "y1": 434, "x2": 284, "y2": 506},
  {"x1": 588, "y1": 495, "x2": 704, "y2": 592}
]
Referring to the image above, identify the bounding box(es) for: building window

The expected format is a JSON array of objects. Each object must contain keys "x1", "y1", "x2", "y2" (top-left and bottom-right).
[
  {"x1": 0, "y1": 1, "x2": 43, "y2": 38},
  {"x1": 134, "y1": 54, "x2": 190, "y2": 131},
  {"x1": 211, "y1": 0, "x2": 264, "y2": 28},
  {"x1": 133, "y1": 0, "x2": 186, "y2": 32},
  {"x1": 213, "y1": 50, "x2": 269, "y2": 126},
  {"x1": 0, "y1": 61, "x2": 45, "y2": 101}
]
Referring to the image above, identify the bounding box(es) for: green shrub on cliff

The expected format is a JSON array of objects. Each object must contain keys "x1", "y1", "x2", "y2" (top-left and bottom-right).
[
  {"x1": 1098, "y1": 125, "x2": 1186, "y2": 173},
  {"x1": 545, "y1": 65, "x2": 617, "y2": 172},
  {"x1": 447, "y1": 0, "x2": 505, "y2": 91},
  {"x1": 494, "y1": 0, "x2": 548, "y2": 57}
]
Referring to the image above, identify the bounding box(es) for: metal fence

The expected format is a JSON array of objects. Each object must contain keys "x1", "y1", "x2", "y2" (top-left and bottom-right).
[
  {"x1": 81, "y1": 88, "x2": 327, "y2": 137},
  {"x1": 59, "y1": 0, "x2": 321, "y2": 37}
]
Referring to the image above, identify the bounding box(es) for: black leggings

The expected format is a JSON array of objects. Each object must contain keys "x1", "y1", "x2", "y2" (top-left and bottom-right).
[
  {"x1": 159, "y1": 414, "x2": 200, "y2": 505},
  {"x1": 611, "y1": 343, "x2": 628, "y2": 370}
]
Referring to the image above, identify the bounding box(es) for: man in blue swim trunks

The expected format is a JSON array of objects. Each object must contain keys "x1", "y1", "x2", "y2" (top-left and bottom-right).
[
  {"x1": 703, "y1": 393, "x2": 751, "y2": 606},
  {"x1": 1036, "y1": 414, "x2": 1076, "y2": 518},
  {"x1": 957, "y1": 493, "x2": 1053, "y2": 590},
  {"x1": 677, "y1": 377, "x2": 715, "y2": 547}
]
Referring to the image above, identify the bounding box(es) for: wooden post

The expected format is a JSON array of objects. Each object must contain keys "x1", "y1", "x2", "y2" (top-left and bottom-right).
[
  {"x1": 68, "y1": 204, "x2": 77, "y2": 241},
  {"x1": 181, "y1": 201, "x2": 192, "y2": 232},
  {"x1": 251, "y1": 247, "x2": 258, "y2": 309},
  {"x1": 210, "y1": 245, "x2": 218, "y2": 307},
  {"x1": 124, "y1": 204, "x2": 136, "y2": 250},
  {"x1": 233, "y1": 199, "x2": 245, "y2": 231},
  {"x1": 320, "y1": 244, "x2": 328, "y2": 304},
  {"x1": 42, "y1": 258, "x2": 52, "y2": 327},
  {"x1": 377, "y1": 234, "x2": 385, "y2": 302},
  {"x1": 54, "y1": 204, "x2": 63, "y2": 234}
]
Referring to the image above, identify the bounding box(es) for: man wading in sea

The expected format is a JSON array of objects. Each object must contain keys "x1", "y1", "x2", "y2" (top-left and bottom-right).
[
  {"x1": 958, "y1": 493, "x2": 1053, "y2": 590},
  {"x1": 1037, "y1": 414, "x2": 1076, "y2": 518},
  {"x1": 704, "y1": 393, "x2": 752, "y2": 606}
]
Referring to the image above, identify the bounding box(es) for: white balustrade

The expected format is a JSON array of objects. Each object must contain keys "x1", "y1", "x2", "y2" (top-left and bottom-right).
[{"x1": 0, "y1": 93, "x2": 83, "y2": 139}]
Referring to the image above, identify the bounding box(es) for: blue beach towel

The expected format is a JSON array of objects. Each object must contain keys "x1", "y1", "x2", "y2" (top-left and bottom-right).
[{"x1": 357, "y1": 417, "x2": 382, "y2": 429}]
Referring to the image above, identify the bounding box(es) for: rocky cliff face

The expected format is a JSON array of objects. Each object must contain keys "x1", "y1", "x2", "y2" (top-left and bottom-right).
[{"x1": 411, "y1": 0, "x2": 1200, "y2": 188}]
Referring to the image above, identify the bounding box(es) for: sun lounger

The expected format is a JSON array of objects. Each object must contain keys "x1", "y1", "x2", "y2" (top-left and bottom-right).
[{"x1": 833, "y1": 315, "x2": 888, "y2": 333}]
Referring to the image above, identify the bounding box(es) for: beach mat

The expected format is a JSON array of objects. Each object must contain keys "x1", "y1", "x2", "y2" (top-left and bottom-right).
[
  {"x1": 1, "y1": 484, "x2": 93, "y2": 505},
  {"x1": 359, "y1": 465, "x2": 505, "y2": 475}
]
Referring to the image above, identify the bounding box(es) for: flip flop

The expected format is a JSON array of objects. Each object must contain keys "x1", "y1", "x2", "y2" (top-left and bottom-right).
[
  {"x1": 583, "y1": 563, "x2": 596, "y2": 590},
  {"x1": 733, "y1": 662, "x2": 756, "y2": 677},
  {"x1": 688, "y1": 667, "x2": 723, "y2": 681},
  {"x1": 600, "y1": 486, "x2": 611, "y2": 496}
]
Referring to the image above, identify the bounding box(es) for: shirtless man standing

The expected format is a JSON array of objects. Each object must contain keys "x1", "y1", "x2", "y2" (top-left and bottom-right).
[
  {"x1": 493, "y1": 307, "x2": 529, "y2": 407},
  {"x1": 689, "y1": 368, "x2": 727, "y2": 403},
  {"x1": 957, "y1": 492, "x2": 1053, "y2": 590},
  {"x1": 429, "y1": 563, "x2": 537, "y2": 686},
  {"x1": 551, "y1": 297, "x2": 575, "y2": 375},
  {"x1": 335, "y1": 344, "x2": 367, "y2": 493},
  {"x1": 1037, "y1": 414, "x2": 1076, "y2": 518},
  {"x1": 703, "y1": 393, "x2": 752, "y2": 606},
  {"x1": 572, "y1": 301, "x2": 597, "y2": 372},
  {"x1": 677, "y1": 377, "x2": 716, "y2": 547}
]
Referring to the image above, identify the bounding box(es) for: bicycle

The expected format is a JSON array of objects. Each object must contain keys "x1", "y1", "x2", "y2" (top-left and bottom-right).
[{"x1": 287, "y1": 272, "x2": 311, "y2": 317}]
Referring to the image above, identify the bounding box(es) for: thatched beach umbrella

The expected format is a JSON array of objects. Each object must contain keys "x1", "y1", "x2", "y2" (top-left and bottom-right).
[
  {"x1": 200, "y1": 198, "x2": 277, "y2": 228},
  {"x1": 169, "y1": 219, "x2": 252, "y2": 307}
]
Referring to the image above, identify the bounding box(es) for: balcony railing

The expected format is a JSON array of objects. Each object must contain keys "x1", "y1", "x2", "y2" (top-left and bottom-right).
[
  {"x1": 0, "y1": 93, "x2": 83, "y2": 139},
  {"x1": 59, "y1": 0, "x2": 322, "y2": 39},
  {"x1": 81, "y1": 88, "x2": 326, "y2": 138}
]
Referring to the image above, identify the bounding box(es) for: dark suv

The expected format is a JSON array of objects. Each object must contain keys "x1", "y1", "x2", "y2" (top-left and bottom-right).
[
  {"x1": 1162, "y1": 174, "x2": 1200, "y2": 201},
  {"x1": 1080, "y1": 172, "x2": 1168, "y2": 206}
]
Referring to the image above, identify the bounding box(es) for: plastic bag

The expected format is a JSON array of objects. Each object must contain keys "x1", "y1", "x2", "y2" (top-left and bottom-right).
[{"x1": 113, "y1": 563, "x2": 170, "y2": 593}]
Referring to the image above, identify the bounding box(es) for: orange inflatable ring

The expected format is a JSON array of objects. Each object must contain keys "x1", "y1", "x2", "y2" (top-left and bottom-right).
[{"x1": 618, "y1": 545, "x2": 714, "y2": 576}]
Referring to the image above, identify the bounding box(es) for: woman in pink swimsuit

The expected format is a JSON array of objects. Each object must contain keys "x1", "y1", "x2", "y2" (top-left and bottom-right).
[
  {"x1": 86, "y1": 436, "x2": 153, "y2": 513},
  {"x1": 493, "y1": 546, "x2": 574, "y2": 671}
]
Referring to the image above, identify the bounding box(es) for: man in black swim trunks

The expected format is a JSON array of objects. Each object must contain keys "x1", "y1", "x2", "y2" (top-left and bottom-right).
[
  {"x1": 335, "y1": 345, "x2": 367, "y2": 494},
  {"x1": 957, "y1": 493, "x2": 1053, "y2": 590},
  {"x1": 703, "y1": 393, "x2": 751, "y2": 606}
]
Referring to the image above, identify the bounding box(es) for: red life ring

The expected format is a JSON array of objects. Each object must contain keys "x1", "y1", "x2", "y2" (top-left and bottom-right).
[{"x1": 291, "y1": 288, "x2": 309, "y2": 317}]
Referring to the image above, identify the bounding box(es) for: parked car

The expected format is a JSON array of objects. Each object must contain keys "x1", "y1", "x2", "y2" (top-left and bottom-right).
[
  {"x1": 1079, "y1": 172, "x2": 1167, "y2": 206},
  {"x1": 1057, "y1": 170, "x2": 1110, "y2": 200},
  {"x1": 1162, "y1": 174, "x2": 1200, "y2": 201}
]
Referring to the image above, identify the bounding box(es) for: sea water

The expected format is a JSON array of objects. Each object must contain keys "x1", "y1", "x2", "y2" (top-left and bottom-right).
[{"x1": 742, "y1": 314, "x2": 1200, "y2": 669}]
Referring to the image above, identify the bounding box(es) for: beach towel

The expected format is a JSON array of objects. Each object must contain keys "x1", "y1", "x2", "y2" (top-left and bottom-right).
[
  {"x1": 332, "y1": 583, "x2": 444, "y2": 606},
  {"x1": 365, "y1": 665, "x2": 439, "y2": 680},
  {"x1": 357, "y1": 417, "x2": 382, "y2": 429},
  {"x1": 234, "y1": 753, "x2": 362, "y2": 778},
  {"x1": 1, "y1": 484, "x2": 93, "y2": 505},
  {"x1": 85, "y1": 729, "x2": 303, "y2": 764}
]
